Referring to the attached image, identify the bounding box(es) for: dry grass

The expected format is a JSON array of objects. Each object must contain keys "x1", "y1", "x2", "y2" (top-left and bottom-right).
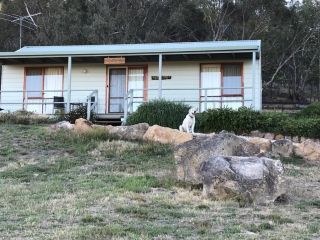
[{"x1": 0, "y1": 124, "x2": 319, "y2": 239}]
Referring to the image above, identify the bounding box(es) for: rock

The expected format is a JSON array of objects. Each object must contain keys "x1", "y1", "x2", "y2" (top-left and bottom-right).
[
  {"x1": 271, "y1": 139, "x2": 293, "y2": 158},
  {"x1": 293, "y1": 139, "x2": 320, "y2": 161},
  {"x1": 108, "y1": 123, "x2": 149, "y2": 140},
  {"x1": 247, "y1": 137, "x2": 272, "y2": 153},
  {"x1": 104, "y1": 125, "x2": 115, "y2": 131},
  {"x1": 92, "y1": 124, "x2": 108, "y2": 130},
  {"x1": 291, "y1": 136, "x2": 300, "y2": 143},
  {"x1": 275, "y1": 134, "x2": 285, "y2": 140},
  {"x1": 250, "y1": 130, "x2": 264, "y2": 138},
  {"x1": 50, "y1": 121, "x2": 74, "y2": 130},
  {"x1": 175, "y1": 132, "x2": 260, "y2": 184},
  {"x1": 74, "y1": 118, "x2": 93, "y2": 133},
  {"x1": 193, "y1": 132, "x2": 215, "y2": 140},
  {"x1": 264, "y1": 133, "x2": 275, "y2": 140},
  {"x1": 143, "y1": 125, "x2": 193, "y2": 144},
  {"x1": 200, "y1": 156, "x2": 284, "y2": 205},
  {"x1": 300, "y1": 137, "x2": 307, "y2": 143}
]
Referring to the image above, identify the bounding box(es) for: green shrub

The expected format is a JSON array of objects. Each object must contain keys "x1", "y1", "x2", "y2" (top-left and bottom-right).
[
  {"x1": 297, "y1": 102, "x2": 320, "y2": 118},
  {"x1": 126, "y1": 99, "x2": 190, "y2": 129},
  {"x1": 127, "y1": 100, "x2": 320, "y2": 138},
  {"x1": 198, "y1": 107, "x2": 260, "y2": 134},
  {"x1": 64, "y1": 105, "x2": 95, "y2": 124},
  {"x1": 258, "y1": 112, "x2": 289, "y2": 133},
  {"x1": 282, "y1": 117, "x2": 320, "y2": 138}
]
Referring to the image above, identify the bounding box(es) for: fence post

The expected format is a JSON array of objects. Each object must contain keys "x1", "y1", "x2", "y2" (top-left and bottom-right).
[
  {"x1": 252, "y1": 51, "x2": 256, "y2": 110},
  {"x1": 66, "y1": 56, "x2": 72, "y2": 113},
  {"x1": 87, "y1": 96, "x2": 91, "y2": 121},
  {"x1": 123, "y1": 93, "x2": 128, "y2": 124},
  {"x1": 130, "y1": 90, "x2": 134, "y2": 113},
  {"x1": 95, "y1": 90, "x2": 98, "y2": 113},
  {"x1": 205, "y1": 89, "x2": 208, "y2": 111}
]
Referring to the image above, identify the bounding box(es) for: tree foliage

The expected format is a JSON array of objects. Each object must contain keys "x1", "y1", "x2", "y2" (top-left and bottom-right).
[{"x1": 0, "y1": 0, "x2": 319, "y2": 102}]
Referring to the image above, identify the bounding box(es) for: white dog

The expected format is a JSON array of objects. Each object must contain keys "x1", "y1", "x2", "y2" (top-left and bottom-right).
[{"x1": 179, "y1": 108, "x2": 197, "y2": 133}]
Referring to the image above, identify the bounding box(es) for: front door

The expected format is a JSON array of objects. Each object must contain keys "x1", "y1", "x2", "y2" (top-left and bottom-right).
[
  {"x1": 200, "y1": 64, "x2": 221, "y2": 110},
  {"x1": 109, "y1": 68, "x2": 126, "y2": 113}
]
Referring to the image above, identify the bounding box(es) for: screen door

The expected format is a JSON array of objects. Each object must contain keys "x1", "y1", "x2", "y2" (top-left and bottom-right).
[
  {"x1": 109, "y1": 68, "x2": 126, "y2": 113},
  {"x1": 200, "y1": 64, "x2": 221, "y2": 110}
]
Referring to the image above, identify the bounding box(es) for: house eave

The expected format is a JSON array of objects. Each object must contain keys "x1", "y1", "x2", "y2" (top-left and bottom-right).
[{"x1": 0, "y1": 40, "x2": 261, "y2": 60}]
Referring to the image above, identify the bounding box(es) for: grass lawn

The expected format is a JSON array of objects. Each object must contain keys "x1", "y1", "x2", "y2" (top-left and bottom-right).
[{"x1": 0, "y1": 124, "x2": 320, "y2": 239}]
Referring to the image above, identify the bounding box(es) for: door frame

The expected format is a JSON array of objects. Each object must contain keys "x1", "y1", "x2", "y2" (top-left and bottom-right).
[
  {"x1": 106, "y1": 67, "x2": 127, "y2": 114},
  {"x1": 23, "y1": 66, "x2": 64, "y2": 114},
  {"x1": 105, "y1": 65, "x2": 148, "y2": 114}
]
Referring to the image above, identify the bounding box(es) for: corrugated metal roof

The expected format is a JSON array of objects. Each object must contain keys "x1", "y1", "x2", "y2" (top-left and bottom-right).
[{"x1": 0, "y1": 40, "x2": 261, "y2": 58}]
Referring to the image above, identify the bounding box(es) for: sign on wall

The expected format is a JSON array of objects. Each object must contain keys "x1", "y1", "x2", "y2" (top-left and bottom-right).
[{"x1": 104, "y1": 57, "x2": 126, "y2": 65}]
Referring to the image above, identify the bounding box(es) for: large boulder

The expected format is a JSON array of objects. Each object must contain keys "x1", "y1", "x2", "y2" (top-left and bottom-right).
[
  {"x1": 143, "y1": 125, "x2": 193, "y2": 144},
  {"x1": 200, "y1": 156, "x2": 284, "y2": 205},
  {"x1": 264, "y1": 133, "x2": 275, "y2": 140},
  {"x1": 271, "y1": 139, "x2": 293, "y2": 158},
  {"x1": 250, "y1": 130, "x2": 264, "y2": 138},
  {"x1": 108, "y1": 123, "x2": 149, "y2": 141},
  {"x1": 175, "y1": 132, "x2": 260, "y2": 184},
  {"x1": 50, "y1": 121, "x2": 74, "y2": 130},
  {"x1": 247, "y1": 137, "x2": 272, "y2": 153},
  {"x1": 293, "y1": 139, "x2": 320, "y2": 161},
  {"x1": 74, "y1": 118, "x2": 93, "y2": 133}
]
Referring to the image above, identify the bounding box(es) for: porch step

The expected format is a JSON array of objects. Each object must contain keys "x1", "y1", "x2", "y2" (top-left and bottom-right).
[{"x1": 94, "y1": 114, "x2": 123, "y2": 126}]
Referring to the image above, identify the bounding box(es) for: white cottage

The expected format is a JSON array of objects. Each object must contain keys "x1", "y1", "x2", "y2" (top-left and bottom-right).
[{"x1": 0, "y1": 40, "x2": 261, "y2": 123}]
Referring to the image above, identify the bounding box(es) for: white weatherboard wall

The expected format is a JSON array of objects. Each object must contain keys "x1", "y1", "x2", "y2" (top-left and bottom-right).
[
  {"x1": 66, "y1": 63, "x2": 106, "y2": 114},
  {"x1": 148, "y1": 61, "x2": 200, "y2": 109},
  {"x1": 0, "y1": 58, "x2": 261, "y2": 114},
  {"x1": 0, "y1": 63, "x2": 106, "y2": 114},
  {"x1": 146, "y1": 59, "x2": 261, "y2": 111},
  {"x1": 1, "y1": 65, "x2": 25, "y2": 112}
]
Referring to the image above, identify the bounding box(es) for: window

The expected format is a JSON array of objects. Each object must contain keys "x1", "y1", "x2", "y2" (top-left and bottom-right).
[
  {"x1": 25, "y1": 68, "x2": 43, "y2": 98},
  {"x1": 25, "y1": 67, "x2": 63, "y2": 99},
  {"x1": 127, "y1": 67, "x2": 145, "y2": 112},
  {"x1": 222, "y1": 64, "x2": 242, "y2": 95}
]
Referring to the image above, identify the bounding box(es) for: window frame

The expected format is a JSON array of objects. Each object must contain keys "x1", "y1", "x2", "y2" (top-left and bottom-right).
[
  {"x1": 221, "y1": 63, "x2": 244, "y2": 97},
  {"x1": 24, "y1": 66, "x2": 64, "y2": 100},
  {"x1": 24, "y1": 67, "x2": 44, "y2": 99}
]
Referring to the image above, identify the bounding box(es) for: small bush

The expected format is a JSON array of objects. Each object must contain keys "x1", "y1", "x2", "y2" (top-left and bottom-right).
[
  {"x1": 258, "y1": 112, "x2": 289, "y2": 133},
  {"x1": 126, "y1": 99, "x2": 190, "y2": 129},
  {"x1": 297, "y1": 102, "x2": 320, "y2": 118},
  {"x1": 282, "y1": 117, "x2": 320, "y2": 138},
  {"x1": 64, "y1": 105, "x2": 95, "y2": 124}
]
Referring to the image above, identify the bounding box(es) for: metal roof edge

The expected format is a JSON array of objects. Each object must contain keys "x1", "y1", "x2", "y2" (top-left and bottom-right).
[{"x1": 0, "y1": 41, "x2": 261, "y2": 59}]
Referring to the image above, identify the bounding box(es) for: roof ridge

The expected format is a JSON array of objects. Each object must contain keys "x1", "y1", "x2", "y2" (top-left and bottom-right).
[{"x1": 17, "y1": 40, "x2": 260, "y2": 49}]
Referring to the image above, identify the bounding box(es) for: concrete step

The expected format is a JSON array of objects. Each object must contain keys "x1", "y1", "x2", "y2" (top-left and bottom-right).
[
  {"x1": 94, "y1": 114, "x2": 123, "y2": 126},
  {"x1": 95, "y1": 114, "x2": 123, "y2": 120}
]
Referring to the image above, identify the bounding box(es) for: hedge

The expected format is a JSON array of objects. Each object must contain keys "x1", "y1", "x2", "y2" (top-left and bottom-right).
[
  {"x1": 199, "y1": 107, "x2": 261, "y2": 134},
  {"x1": 126, "y1": 99, "x2": 190, "y2": 129},
  {"x1": 126, "y1": 100, "x2": 320, "y2": 139},
  {"x1": 198, "y1": 107, "x2": 320, "y2": 138},
  {"x1": 296, "y1": 102, "x2": 320, "y2": 118}
]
